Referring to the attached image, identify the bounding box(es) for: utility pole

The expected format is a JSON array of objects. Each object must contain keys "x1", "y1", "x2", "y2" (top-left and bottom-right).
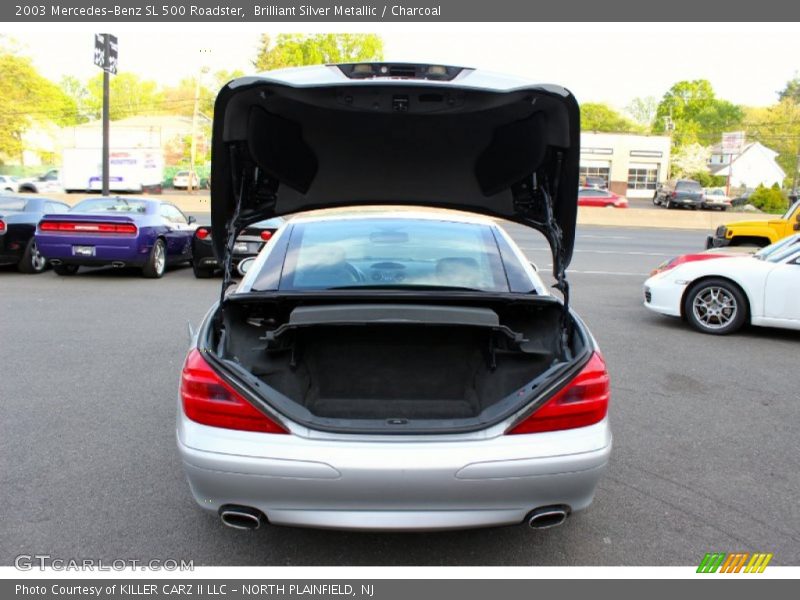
[
  {"x1": 188, "y1": 49, "x2": 210, "y2": 194},
  {"x1": 188, "y1": 74, "x2": 200, "y2": 194},
  {"x1": 102, "y1": 35, "x2": 110, "y2": 196}
]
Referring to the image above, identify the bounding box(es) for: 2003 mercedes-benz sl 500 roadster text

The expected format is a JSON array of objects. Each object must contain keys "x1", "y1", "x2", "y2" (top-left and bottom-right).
[{"x1": 177, "y1": 63, "x2": 612, "y2": 532}]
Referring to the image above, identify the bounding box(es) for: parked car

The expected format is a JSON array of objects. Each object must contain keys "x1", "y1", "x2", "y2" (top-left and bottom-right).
[
  {"x1": 652, "y1": 179, "x2": 704, "y2": 209},
  {"x1": 0, "y1": 175, "x2": 20, "y2": 193},
  {"x1": 644, "y1": 233, "x2": 800, "y2": 334},
  {"x1": 191, "y1": 217, "x2": 284, "y2": 278},
  {"x1": 0, "y1": 196, "x2": 70, "y2": 273},
  {"x1": 578, "y1": 187, "x2": 628, "y2": 208},
  {"x1": 701, "y1": 187, "x2": 731, "y2": 211},
  {"x1": 173, "y1": 170, "x2": 200, "y2": 189},
  {"x1": 706, "y1": 198, "x2": 800, "y2": 248},
  {"x1": 580, "y1": 175, "x2": 607, "y2": 189},
  {"x1": 649, "y1": 246, "x2": 756, "y2": 276},
  {"x1": 36, "y1": 196, "x2": 196, "y2": 278},
  {"x1": 730, "y1": 190, "x2": 753, "y2": 207},
  {"x1": 177, "y1": 63, "x2": 612, "y2": 533},
  {"x1": 18, "y1": 169, "x2": 63, "y2": 194}
]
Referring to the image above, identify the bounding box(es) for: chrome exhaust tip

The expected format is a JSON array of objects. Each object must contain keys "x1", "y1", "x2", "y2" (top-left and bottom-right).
[
  {"x1": 50, "y1": 259, "x2": 62, "y2": 265},
  {"x1": 527, "y1": 505, "x2": 570, "y2": 530},
  {"x1": 218, "y1": 505, "x2": 265, "y2": 531},
  {"x1": 111, "y1": 261, "x2": 125, "y2": 268}
]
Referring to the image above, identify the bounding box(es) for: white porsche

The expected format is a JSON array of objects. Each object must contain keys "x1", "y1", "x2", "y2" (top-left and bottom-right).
[{"x1": 644, "y1": 234, "x2": 800, "y2": 334}]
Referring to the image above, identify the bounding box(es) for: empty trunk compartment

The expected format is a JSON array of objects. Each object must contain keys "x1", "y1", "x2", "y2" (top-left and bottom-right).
[{"x1": 215, "y1": 299, "x2": 583, "y2": 429}]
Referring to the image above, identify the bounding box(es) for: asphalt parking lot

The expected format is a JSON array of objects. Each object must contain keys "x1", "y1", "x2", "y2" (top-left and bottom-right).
[{"x1": 1, "y1": 222, "x2": 799, "y2": 566}]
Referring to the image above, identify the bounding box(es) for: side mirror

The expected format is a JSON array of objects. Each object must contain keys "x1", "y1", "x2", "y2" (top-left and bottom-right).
[
  {"x1": 237, "y1": 257, "x2": 256, "y2": 277},
  {"x1": 793, "y1": 222, "x2": 800, "y2": 231},
  {"x1": 529, "y1": 262, "x2": 539, "y2": 272},
  {"x1": 187, "y1": 215, "x2": 197, "y2": 224}
]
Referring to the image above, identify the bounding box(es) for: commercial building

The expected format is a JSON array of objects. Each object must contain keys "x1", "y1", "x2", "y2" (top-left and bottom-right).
[{"x1": 580, "y1": 132, "x2": 671, "y2": 199}]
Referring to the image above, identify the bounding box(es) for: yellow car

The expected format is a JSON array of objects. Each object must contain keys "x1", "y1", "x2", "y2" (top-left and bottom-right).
[{"x1": 706, "y1": 197, "x2": 800, "y2": 248}]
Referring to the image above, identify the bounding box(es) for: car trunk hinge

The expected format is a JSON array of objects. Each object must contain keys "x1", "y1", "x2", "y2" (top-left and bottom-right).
[
  {"x1": 220, "y1": 169, "x2": 247, "y2": 306},
  {"x1": 512, "y1": 162, "x2": 573, "y2": 360},
  {"x1": 220, "y1": 145, "x2": 279, "y2": 307}
]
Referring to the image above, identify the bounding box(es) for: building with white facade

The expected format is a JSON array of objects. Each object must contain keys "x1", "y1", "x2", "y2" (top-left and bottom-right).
[
  {"x1": 708, "y1": 142, "x2": 786, "y2": 189},
  {"x1": 580, "y1": 132, "x2": 672, "y2": 199}
]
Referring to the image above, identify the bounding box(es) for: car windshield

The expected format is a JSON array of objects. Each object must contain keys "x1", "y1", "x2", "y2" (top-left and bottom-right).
[
  {"x1": 781, "y1": 199, "x2": 800, "y2": 220},
  {"x1": 71, "y1": 198, "x2": 148, "y2": 213},
  {"x1": 676, "y1": 181, "x2": 701, "y2": 190},
  {"x1": 0, "y1": 198, "x2": 27, "y2": 212},
  {"x1": 754, "y1": 234, "x2": 800, "y2": 262},
  {"x1": 275, "y1": 218, "x2": 511, "y2": 292}
]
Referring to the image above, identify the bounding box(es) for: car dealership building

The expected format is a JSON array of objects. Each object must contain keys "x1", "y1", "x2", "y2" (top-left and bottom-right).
[{"x1": 580, "y1": 132, "x2": 671, "y2": 199}]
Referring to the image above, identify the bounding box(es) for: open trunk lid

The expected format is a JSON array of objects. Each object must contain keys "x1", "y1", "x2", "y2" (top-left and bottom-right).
[{"x1": 209, "y1": 63, "x2": 581, "y2": 290}]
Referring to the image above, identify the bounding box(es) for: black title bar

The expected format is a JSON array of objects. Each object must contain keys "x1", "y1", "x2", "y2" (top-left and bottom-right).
[{"x1": 5, "y1": 0, "x2": 800, "y2": 22}]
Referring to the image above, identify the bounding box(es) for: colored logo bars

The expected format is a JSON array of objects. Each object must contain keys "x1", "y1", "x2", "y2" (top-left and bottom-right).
[{"x1": 697, "y1": 552, "x2": 773, "y2": 573}]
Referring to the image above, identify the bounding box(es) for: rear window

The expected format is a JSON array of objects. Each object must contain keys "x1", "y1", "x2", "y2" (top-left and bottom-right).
[
  {"x1": 0, "y1": 198, "x2": 27, "y2": 212},
  {"x1": 71, "y1": 198, "x2": 148, "y2": 214},
  {"x1": 275, "y1": 218, "x2": 510, "y2": 292},
  {"x1": 676, "y1": 181, "x2": 701, "y2": 191}
]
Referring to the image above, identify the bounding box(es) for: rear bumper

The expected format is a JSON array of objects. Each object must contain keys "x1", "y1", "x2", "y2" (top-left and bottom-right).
[
  {"x1": 36, "y1": 234, "x2": 151, "y2": 266},
  {"x1": 177, "y1": 414, "x2": 612, "y2": 531}
]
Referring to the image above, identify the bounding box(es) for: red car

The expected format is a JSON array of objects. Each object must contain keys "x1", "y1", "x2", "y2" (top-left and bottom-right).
[{"x1": 578, "y1": 186, "x2": 628, "y2": 208}]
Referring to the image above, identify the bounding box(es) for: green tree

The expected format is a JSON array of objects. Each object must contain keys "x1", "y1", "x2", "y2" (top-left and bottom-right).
[
  {"x1": 60, "y1": 75, "x2": 92, "y2": 124},
  {"x1": 748, "y1": 183, "x2": 789, "y2": 213},
  {"x1": 778, "y1": 76, "x2": 800, "y2": 104},
  {"x1": 670, "y1": 143, "x2": 711, "y2": 178},
  {"x1": 625, "y1": 96, "x2": 658, "y2": 130},
  {"x1": 253, "y1": 33, "x2": 383, "y2": 71},
  {"x1": 654, "y1": 80, "x2": 743, "y2": 147},
  {"x1": 743, "y1": 100, "x2": 800, "y2": 188},
  {"x1": 85, "y1": 72, "x2": 163, "y2": 120},
  {"x1": 580, "y1": 102, "x2": 642, "y2": 133},
  {"x1": 0, "y1": 51, "x2": 76, "y2": 164}
]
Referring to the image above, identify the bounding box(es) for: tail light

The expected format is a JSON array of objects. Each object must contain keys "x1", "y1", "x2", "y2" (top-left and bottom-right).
[
  {"x1": 180, "y1": 349, "x2": 288, "y2": 434},
  {"x1": 39, "y1": 221, "x2": 137, "y2": 234},
  {"x1": 0, "y1": 219, "x2": 5, "y2": 234},
  {"x1": 260, "y1": 230, "x2": 273, "y2": 242},
  {"x1": 196, "y1": 227, "x2": 211, "y2": 240},
  {"x1": 671, "y1": 191, "x2": 678, "y2": 198},
  {"x1": 507, "y1": 352, "x2": 610, "y2": 434}
]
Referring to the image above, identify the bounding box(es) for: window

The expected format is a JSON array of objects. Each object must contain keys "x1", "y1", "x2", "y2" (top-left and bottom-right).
[
  {"x1": 0, "y1": 198, "x2": 27, "y2": 211},
  {"x1": 275, "y1": 219, "x2": 510, "y2": 293},
  {"x1": 71, "y1": 198, "x2": 148, "y2": 213},
  {"x1": 627, "y1": 165, "x2": 659, "y2": 190},
  {"x1": 44, "y1": 202, "x2": 69, "y2": 214},
  {"x1": 579, "y1": 166, "x2": 610, "y2": 188},
  {"x1": 160, "y1": 204, "x2": 188, "y2": 224},
  {"x1": 579, "y1": 189, "x2": 611, "y2": 197}
]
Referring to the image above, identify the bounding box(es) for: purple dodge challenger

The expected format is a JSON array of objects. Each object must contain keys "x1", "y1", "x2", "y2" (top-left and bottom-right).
[{"x1": 36, "y1": 197, "x2": 196, "y2": 278}]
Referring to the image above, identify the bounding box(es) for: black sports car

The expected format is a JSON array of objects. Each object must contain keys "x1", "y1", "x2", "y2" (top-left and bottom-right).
[
  {"x1": 191, "y1": 217, "x2": 285, "y2": 278},
  {"x1": 0, "y1": 196, "x2": 70, "y2": 273}
]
